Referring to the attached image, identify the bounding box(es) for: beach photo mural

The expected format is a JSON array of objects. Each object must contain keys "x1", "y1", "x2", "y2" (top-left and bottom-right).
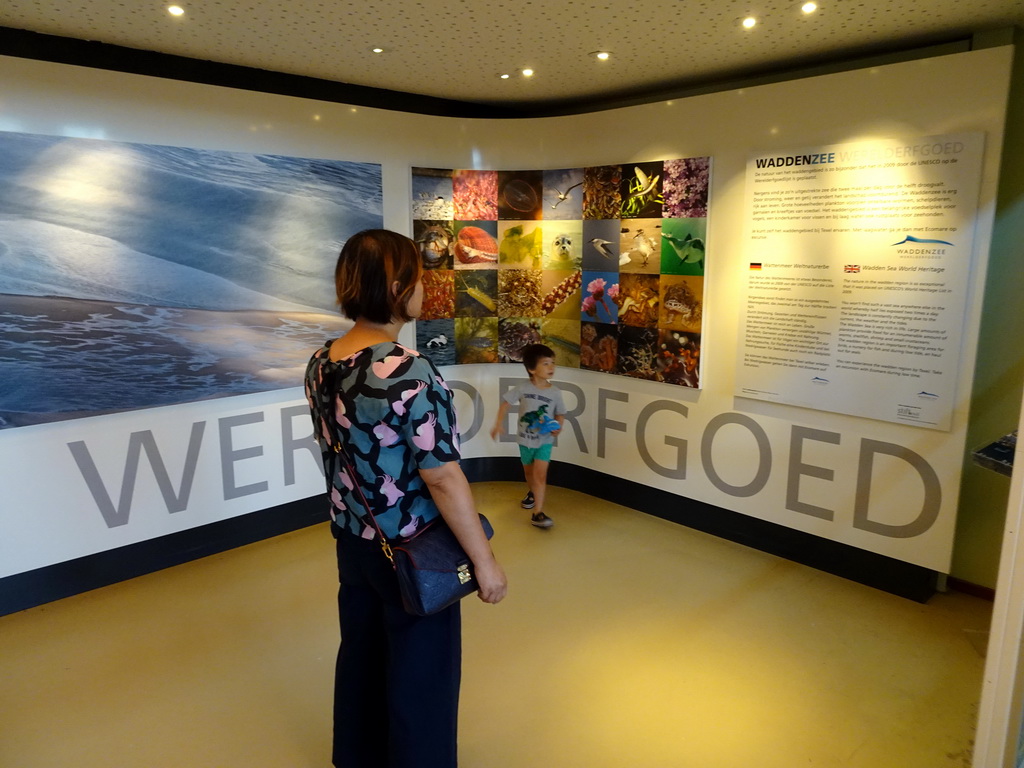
[
  {"x1": 411, "y1": 158, "x2": 710, "y2": 386},
  {"x1": 0, "y1": 131, "x2": 382, "y2": 429}
]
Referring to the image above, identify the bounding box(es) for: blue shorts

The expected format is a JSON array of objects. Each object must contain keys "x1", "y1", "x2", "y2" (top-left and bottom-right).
[{"x1": 519, "y1": 444, "x2": 553, "y2": 465}]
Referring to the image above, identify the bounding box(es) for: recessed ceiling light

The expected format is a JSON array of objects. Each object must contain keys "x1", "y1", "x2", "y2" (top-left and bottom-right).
[
  {"x1": 742, "y1": 16, "x2": 757, "y2": 28},
  {"x1": 371, "y1": 47, "x2": 384, "y2": 53},
  {"x1": 167, "y1": 5, "x2": 184, "y2": 16},
  {"x1": 594, "y1": 51, "x2": 611, "y2": 60},
  {"x1": 500, "y1": 73, "x2": 510, "y2": 79},
  {"x1": 802, "y1": 2, "x2": 817, "y2": 12},
  {"x1": 522, "y1": 68, "x2": 534, "y2": 77}
]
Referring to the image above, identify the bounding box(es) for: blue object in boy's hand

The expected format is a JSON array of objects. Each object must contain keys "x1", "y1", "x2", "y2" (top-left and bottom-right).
[{"x1": 537, "y1": 416, "x2": 561, "y2": 435}]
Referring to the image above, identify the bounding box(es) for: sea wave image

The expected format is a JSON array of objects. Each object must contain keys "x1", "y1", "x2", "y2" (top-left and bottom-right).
[
  {"x1": 0, "y1": 131, "x2": 382, "y2": 428},
  {"x1": 0, "y1": 295, "x2": 351, "y2": 428}
]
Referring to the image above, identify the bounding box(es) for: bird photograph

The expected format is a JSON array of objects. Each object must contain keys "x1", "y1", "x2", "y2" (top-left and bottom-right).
[
  {"x1": 618, "y1": 219, "x2": 662, "y2": 273},
  {"x1": 551, "y1": 181, "x2": 583, "y2": 208},
  {"x1": 661, "y1": 219, "x2": 708, "y2": 275},
  {"x1": 543, "y1": 168, "x2": 585, "y2": 219},
  {"x1": 581, "y1": 219, "x2": 621, "y2": 270},
  {"x1": 589, "y1": 237, "x2": 615, "y2": 258}
]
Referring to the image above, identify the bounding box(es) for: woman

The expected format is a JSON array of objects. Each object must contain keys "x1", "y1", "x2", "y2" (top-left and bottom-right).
[{"x1": 305, "y1": 229, "x2": 506, "y2": 768}]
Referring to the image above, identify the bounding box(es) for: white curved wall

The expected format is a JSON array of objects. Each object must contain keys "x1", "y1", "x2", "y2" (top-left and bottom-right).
[{"x1": 0, "y1": 47, "x2": 1013, "y2": 577}]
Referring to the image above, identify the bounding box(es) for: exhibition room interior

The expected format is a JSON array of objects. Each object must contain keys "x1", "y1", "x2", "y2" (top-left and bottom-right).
[{"x1": 3, "y1": 1, "x2": 1024, "y2": 766}]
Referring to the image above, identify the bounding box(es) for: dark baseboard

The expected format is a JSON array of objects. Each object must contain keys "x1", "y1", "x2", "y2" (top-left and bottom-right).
[
  {"x1": 1, "y1": 457, "x2": 941, "y2": 617},
  {"x1": 947, "y1": 577, "x2": 996, "y2": 601},
  {"x1": 530, "y1": 461, "x2": 940, "y2": 604},
  {"x1": 0, "y1": 498, "x2": 329, "y2": 617}
]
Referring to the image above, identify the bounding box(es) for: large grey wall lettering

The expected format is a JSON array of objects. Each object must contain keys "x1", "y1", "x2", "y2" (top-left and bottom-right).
[
  {"x1": 597, "y1": 388, "x2": 629, "y2": 459},
  {"x1": 555, "y1": 381, "x2": 587, "y2": 454},
  {"x1": 448, "y1": 380, "x2": 485, "y2": 443},
  {"x1": 219, "y1": 413, "x2": 269, "y2": 500},
  {"x1": 854, "y1": 439, "x2": 941, "y2": 538},
  {"x1": 786, "y1": 426, "x2": 840, "y2": 520},
  {"x1": 700, "y1": 413, "x2": 772, "y2": 497},
  {"x1": 282, "y1": 404, "x2": 321, "y2": 485},
  {"x1": 68, "y1": 422, "x2": 206, "y2": 528},
  {"x1": 636, "y1": 400, "x2": 688, "y2": 479}
]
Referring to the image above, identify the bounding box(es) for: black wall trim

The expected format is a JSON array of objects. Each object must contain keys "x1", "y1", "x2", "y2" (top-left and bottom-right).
[
  {"x1": 1, "y1": 25, "x2": 974, "y2": 119},
  {"x1": 471, "y1": 460, "x2": 937, "y2": 606},
  {"x1": 1, "y1": 458, "x2": 937, "y2": 617},
  {"x1": 539, "y1": 462, "x2": 939, "y2": 603},
  {"x1": 0, "y1": 498, "x2": 329, "y2": 617}
]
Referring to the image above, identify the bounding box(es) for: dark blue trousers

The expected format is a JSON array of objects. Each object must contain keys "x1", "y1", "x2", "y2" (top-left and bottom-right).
[{"x1": 333, "y1": 531, "x2": 462, "y2": 768}]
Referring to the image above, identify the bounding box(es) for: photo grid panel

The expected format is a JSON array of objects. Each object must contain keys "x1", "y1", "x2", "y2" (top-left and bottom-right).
[{"x1": 411, "y1": 157, "x2": 710, "y2": 387}]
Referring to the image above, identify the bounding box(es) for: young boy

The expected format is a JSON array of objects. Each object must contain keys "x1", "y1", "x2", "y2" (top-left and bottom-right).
[{"x1": 490, "y1": 343, "x2": 566, "y2": 528}]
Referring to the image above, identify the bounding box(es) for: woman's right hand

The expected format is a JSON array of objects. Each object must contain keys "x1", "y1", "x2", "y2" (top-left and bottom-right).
[{"x1": 474, "y1": 558, "x2": 507, "y2": 604}]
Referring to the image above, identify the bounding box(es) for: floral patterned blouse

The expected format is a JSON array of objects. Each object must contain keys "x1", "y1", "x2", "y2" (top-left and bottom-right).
[{"x1": 305, "y1": 341, "x2": 460, "y2": 540}]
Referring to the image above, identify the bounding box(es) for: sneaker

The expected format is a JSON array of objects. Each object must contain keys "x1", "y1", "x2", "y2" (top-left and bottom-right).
[
  {"x1": 531, "y1": 512, "x2": 554, "y2": 529},
  {"x1": 521, "y1": 491, "x2": 535, "y2": 509}
]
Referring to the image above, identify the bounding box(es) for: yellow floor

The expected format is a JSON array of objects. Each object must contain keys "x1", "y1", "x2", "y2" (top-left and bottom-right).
[{"x1": 0, "y1": 482, "x2": 990, "y2": 768}]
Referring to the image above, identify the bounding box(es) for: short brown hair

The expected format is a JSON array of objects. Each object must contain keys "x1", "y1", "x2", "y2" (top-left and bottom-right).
[
  {"x1": 334, "y1": 230, "x2": 421, "y2": 324},
  {"x1": 521, "y1": 343, "x2": 555, "y2": 373}
]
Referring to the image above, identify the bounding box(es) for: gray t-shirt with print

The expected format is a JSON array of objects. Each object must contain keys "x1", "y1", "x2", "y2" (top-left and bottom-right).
[{"x1": 502, "y1": 381, "x2": 566, "y2": 449}]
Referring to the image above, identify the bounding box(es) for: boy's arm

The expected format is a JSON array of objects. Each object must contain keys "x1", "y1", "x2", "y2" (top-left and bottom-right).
[{"x1": 490, "y1": 400, "x2": 511, "y2": 440}]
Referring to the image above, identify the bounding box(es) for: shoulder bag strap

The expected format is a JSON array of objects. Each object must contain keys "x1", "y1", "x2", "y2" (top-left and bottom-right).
[
  {"x1": 332, "y1": 444, "x2": 396, "y2": 565},
  {"x1": 324, "y1": 372, "x2": 396, "y2": 566}
]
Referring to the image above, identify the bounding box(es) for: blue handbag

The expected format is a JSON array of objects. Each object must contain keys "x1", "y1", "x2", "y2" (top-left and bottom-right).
[
  {"x1": 333, "y1": 441, "x2": 493, "y2": 616},
  {"x1": 391, "y1": 513, "x2": 495, "y2": 616}
]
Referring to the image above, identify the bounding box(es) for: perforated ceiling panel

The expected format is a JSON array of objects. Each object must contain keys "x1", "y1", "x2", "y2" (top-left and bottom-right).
[{"x1": 2, "y1": 0, "x2": 1023, "y2": 105}]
